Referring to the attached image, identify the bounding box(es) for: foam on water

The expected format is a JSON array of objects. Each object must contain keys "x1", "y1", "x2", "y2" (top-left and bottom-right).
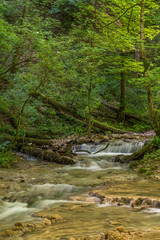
[
  {"x1": 98, "y1": 203, "x2": 113, "y2": 207},
  {"x1": 90, "y1": 152, "x2": 132, "y2": 157},
  {"x1": 72, "y1": 143, "x2": 107, "y2": 155},
  {"x1": 31, "y1": 199, "x2": 70, "y2": 209},
  {"x1": 29, "y1": 183, "x2": 79, "y2": 200},
  {"x1": 72, "y1": 141, "x2": 144, "y2": 156},
  {"x1": 144, "y1": 208, "x2": 160, "y2": 214},
  {"x1": 0, "y1": 202, "x2": 29, "y2": 220},
  {"x1": 70, "y1": 161, "x2": 102, "y2": 171}
]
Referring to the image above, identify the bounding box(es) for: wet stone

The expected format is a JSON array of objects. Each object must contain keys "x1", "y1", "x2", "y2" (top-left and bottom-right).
[{"x1": 14, "y1": 222, "x2": 24, "y2": 228}]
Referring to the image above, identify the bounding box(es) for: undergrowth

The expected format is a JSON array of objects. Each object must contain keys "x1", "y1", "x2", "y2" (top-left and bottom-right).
[
  {"x1": 0, "y1": 150, "x2": 15, "y2": 167},
  {"x1": 0, "y1": 138, "x2": 15, "y2": 167},
  {"x1": 129, "y1": 145, "x2": 160, "y2": 177}
]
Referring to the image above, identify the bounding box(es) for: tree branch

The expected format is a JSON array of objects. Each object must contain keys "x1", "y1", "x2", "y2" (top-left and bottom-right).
[{"x1": 105, "y1": 4, "x2": 139, "y2": 27}]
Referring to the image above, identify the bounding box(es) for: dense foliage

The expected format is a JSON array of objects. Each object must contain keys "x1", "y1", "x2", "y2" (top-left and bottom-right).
[{"x1": 0, "y1": 0, "x2": 160, "y2": 142}]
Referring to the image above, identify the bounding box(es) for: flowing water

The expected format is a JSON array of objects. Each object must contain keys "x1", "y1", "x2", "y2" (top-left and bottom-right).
[{"x1": 0, "y1": 141, "x2": 160, "y2": 239}]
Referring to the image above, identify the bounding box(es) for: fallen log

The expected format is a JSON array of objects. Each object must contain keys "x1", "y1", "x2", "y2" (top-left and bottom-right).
[
  {"x1": 116, "y1": 141, "x2": 152, "y2": 163},
  {"x1": 101, "y1": 101, "x2": 150, "y2": 124},
  {"x1": 31, "y1": 91, "x2": 128, "y2": 134},
  {"x1": 22, "y1": 147, "x2": 76, "y2": 165},
  {"x1": 93, "y1": 143, "x2": 110, "y2": 154},
  {"x1": 4, "y1": 136, "x2": 53, "y2": 147}
]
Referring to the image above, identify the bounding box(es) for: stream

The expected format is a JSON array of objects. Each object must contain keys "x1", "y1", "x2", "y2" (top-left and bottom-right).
[{"x1": 0, "y1": 140, "x2": 160, "y2": 239}]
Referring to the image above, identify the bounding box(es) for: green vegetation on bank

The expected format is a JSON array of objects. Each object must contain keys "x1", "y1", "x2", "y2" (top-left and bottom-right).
[
  {"x1": 0, "y1": 139, "x2": 15, "y2": 167},
  {"x1": 130, "y1": 137, "x2": 160, "y2": 177},
  {"x1": 0, "y1": 151, "x2": 16, "y2": 167}
]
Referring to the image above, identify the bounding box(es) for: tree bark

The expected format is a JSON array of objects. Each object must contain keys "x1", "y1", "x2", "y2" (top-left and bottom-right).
[
  {"x1": 147, "y1": 86, "x2": 160, "y2": 136},
  {"x1": 140, "y1": 0, "x2": 160, "y2": 136},
  {"x1": 117, "y1": 70, "x2": 126, "y2": 122},
  {"x1": 117, "y1": 141, "x2": 152, "y2": 163},
  {"x1": 88, "y1": 71, "x2": 93, "y2": 138},
  {"x1": 22, "y1": 147, "x2": 76, "y2": 165},
  {"x1": 135, "y1": 44, "x2": 140, "y2": 62},
  {"x1": 5, "y1": 136, "x2": 53, "y2": 146}
]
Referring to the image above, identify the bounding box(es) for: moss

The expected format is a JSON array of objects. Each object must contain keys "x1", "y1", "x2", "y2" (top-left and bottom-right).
[
  {"x1": 0, "y1": 151, "x2": 15, "y2": 168},
  {"x1": 150, "y1": 166, "x2": 158, "y2": 171},
  {"x1": 138, "y1": 167, "x2": 147, "y2": 173},
  {"x1": 146, "y1": 171, "x2": 154, "y2": 176},
  {"x1": 129, "y1": 161, "x2": 138, "y2": 169},
  {"x1": 66, "y1": 149, "x2": 72, "y2": 155}
]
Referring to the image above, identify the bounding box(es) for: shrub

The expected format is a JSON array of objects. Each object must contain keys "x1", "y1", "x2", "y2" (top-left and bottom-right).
[
  {"x1": 0, "y1": 151, "x2": 15, "y2": 167},
  {"x1": 138, "y1": 167, "x2": 147, "y2": 173},
  {"x1": 153, "y1": 136, "x2": 160, "y2": 149},
  {"x1": 129, "y1": 161, "x2": 138, "y2": 169}
]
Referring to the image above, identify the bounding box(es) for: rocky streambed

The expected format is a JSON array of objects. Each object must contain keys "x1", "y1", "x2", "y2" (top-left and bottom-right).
[{"x1": 1, "y1": 134, "x2": 160, "y2": 239}]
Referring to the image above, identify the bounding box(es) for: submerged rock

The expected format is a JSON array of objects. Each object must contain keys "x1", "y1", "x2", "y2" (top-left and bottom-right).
[
  {"x1": 33, "y1": 211, "x2": 63, "y2": 222},
  {"x1": 14, "y1": 222, "x2": 24, "y2": 228}
]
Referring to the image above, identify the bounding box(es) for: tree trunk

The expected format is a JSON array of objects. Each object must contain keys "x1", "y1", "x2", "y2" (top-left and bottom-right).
[
  {"x1": 135, "y1": 44, "x2": 140, "y2": 62},
  {"x1": 31, "y1": 91, "x2": 128, "y2": 134},
  {"x1": 5, "y1": 136, "x2": 53, "y2": 146},
  {"x1": 102, "y1": 101, "x2": 150, "y2": 124},
  {"x1": 22, "y1": 147, "x2": 76, "y2": 165},
  {"x1": 117, "y1": 70, "x2": 126, "y2": 122},
  {"x1": 140, "y1": 0, "x2": 160, "y2": 136},
  {"x1": 88, "y1": 71, "x2": 93, "y2": 138},
  {"x1": 13, "y1": 95, "x2": 32, "y2": 147},
  {"x1": 117, "y1": 141, "x2": 152, "y2": 163},
  {"x1": 22, "y1": 0, "x2": 31, "y2": 20},
  {"x1": 147, "y1": 86, "x2": 160, "y2": 136}
]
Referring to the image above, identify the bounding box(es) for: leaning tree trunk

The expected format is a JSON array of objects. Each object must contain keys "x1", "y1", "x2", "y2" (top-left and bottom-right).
[
  {"x1": 31, "y1": 91, "x2": 128, "y2": 134},
  {"x1": 119, "y1": 141, "x2": 152, "y2": 163}
]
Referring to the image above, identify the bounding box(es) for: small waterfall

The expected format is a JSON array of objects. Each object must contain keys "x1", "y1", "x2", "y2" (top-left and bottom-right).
[
  {"x1": 72, "y1": 143, "x2": 107, "y2": 154},
  {"x1": 72, "y1": 141, "x2": 144, "y2": 155},
  {"x1": 104, "y1": 141, "x2": 144, "y2": 154}
]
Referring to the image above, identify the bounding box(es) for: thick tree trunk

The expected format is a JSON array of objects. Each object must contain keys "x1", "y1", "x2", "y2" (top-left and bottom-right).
[
  {"x1": 31, "y1": 91, "x2": 128, "y2": 134},
  {"x1": 147, "y1": 86, "x2": 160, "y2": 136},
  {"x1": 140, "y1": 0, "x2": 160, "y2": 136},
  {"x1": 22, "y1": 147, "x2": 76, "y2": 165}
]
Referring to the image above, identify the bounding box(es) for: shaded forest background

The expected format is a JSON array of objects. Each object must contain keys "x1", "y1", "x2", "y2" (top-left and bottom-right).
[{"x1": 0, "y1": 0, "x2": 160, "y2": 141}]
